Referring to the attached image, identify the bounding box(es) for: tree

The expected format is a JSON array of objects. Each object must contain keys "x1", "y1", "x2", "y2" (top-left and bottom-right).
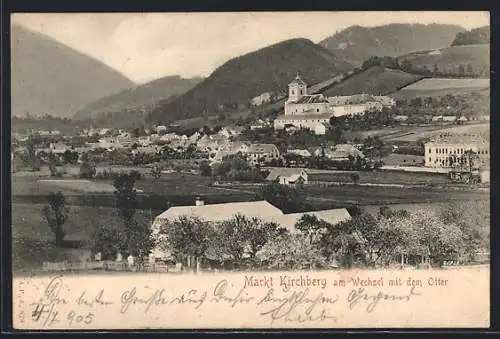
[
  {"x1": 244, "y1": 218, "x2": 279, "y2": 260},
  {"x1": 466, "y1": 63, "x2": 474, "y2": 75},
  {"x1": 458, "y1": 64, "x2": 465, "y2": 76},
  {"x1": 211, "y1": 215, "x2": 279, "y2": 265},
  {"x1": 433, "y1": 63, "x2": 440, "y2": 75},
  {"x1": 295, "y1": 214, "x2": 331, "y2": 245},
  {"x1": 42, "y1": 192, "x2": 69, "y2": 246},
  {"x1": 212, "y1": 215, "x2": 249, "y2": 263},
  {"x1": 157, "y1": 216, "x2": 214, "y2": 266},
  {"x1": 199, "y1": 161, "x2": 212, "y2": 177},
  {"x1": 440, "y1": 201, "x2": 489, "y2": 263},
  {"x1": 26, "y1": 134, "x2": 41, "y2": 171},
  {"x1": 113, "y1": 173, "x2": 151, "y2": 259},
  {"x1": 79, "y1": 154, "x2": 96, "y2": 179},
  {"x1": 90, "y1": 223, "x2": 127, "y2": 260},
  {"x1": 256, "y1": 183, "x2": 307, "y2": 213},
  {"x1": 151, "y1": 163, "x2": 162, "y2": 179},
  {"x1": 62, "y1": 150, "x2": 79, "y2": 164},
  {"x1": 350, "y1": 172, "x2": 360, "y2": 185},
  {"x1": 48, "y1": 153, "x2": 57, "y2": 177},
  {"x1": 257, "y1": 233, "x2": 326, "y2": 270}
]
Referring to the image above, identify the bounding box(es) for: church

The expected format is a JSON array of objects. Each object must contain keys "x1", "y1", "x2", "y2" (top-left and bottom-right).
[
  {"x1": 274, "y1": 73, "x2": 384, "y2": 135},
  {"x1": 274, "y1": 73, "x2": 332, "y2": 135}
]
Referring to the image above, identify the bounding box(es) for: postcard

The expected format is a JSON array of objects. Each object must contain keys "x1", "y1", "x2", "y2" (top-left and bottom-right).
[{"x1": 11, "y1": 11, "x2": 490, "y2": 329}]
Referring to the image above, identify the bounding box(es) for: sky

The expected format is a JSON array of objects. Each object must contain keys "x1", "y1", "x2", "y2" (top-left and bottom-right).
[{"x1": 12, "y1": 12, "x2": 489, "y2": 84}]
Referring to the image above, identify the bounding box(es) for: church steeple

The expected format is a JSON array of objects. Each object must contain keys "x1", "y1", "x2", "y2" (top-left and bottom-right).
[{"x1": 287, "y1": 72, "x2": 307, "y2": 102}]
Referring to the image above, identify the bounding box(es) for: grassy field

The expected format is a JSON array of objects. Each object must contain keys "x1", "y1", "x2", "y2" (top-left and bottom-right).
[
  {"x1": 399, "y1": 78, "x2": 490, "y2": 91},
  {"x1": 12, "y1": 203, "x2": 159, "y2": 272},
  {"x1": 356, "y1": 122, "x2": 489, "y2": 143},
  {"x1": 392, "y1": 78, "x2": 490, "y2": 100},
  {"x1": 397, "y1": 44, "x2": 489, "y2": 74},
  {"x1": 309, "y1": 170, "x2": 450, "y2": 185},
  {"x1": 300, "y1": 184, "x2": 489, "y2": 207},
  {"x1": 391, "y1": 87, "x2": 489, "y2": 100},
  {"x1": 385, "y1": 122, "x2": 490, "y2": 142},
  {"x1": 322, "y1": 66, "x2": 423, "y2": 96}
]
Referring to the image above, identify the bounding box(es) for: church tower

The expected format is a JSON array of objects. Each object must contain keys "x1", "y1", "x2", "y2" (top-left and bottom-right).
[{"x1": 287, "y1": 72, "x2": 307, "y2": 103}]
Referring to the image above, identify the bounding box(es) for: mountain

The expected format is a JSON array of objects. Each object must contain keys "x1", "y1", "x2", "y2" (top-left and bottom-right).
[
  {"x1": 146, "y1": 38, "x2": 353, "y2": 124},
  {"x1": 322, "y1": 66, "x2": 424, "y2": 97},
  {"x1": 73, "y1": 75, "x2": 204, "y2": 120},
  {"x1": 319, "y1": 23, "x2": 465, "y2": 67},
  {"x1": 451, "y1": 26, "x2": 490, "y2": 46},
  {"x1": 11, "y1": 24, "x2": 135, "y2": 118}
]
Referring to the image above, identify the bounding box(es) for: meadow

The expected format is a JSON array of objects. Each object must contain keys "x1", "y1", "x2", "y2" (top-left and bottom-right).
[
  {"x1": 11, "y1": 168, "x2": 490, "y2": 273},
  {"x1": 308, "y1": 170, "x2": 450, "y2": 185}
]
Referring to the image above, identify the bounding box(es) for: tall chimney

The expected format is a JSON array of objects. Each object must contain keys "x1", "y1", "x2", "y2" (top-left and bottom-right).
[{"x1": 195, "y1": 196, "x2": 204, "y2": 206}]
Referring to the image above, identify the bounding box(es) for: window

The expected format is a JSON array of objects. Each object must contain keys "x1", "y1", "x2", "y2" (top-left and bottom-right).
[
  {"x1": 317, "y1": 109, "x2": 319, "y2": 113},
  {"x1": 292, "y1": 90, "x2": 295, "y2": 95},
  {"x1": 429, "y1": 148, "x2": 432, "y2": 154}
]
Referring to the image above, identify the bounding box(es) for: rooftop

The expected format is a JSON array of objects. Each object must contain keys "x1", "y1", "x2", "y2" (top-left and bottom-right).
[
  {"x1": 266, "y1": 168, "x2": 307, "y2": 181},
  {"x1": 247, "y1": 143, "x2": 279, "y2": 154},
  {"x1": 275, "y1": 113, "x2": 333, "y2": 121},
  {"x1": 288, "y1": 73, "x2": 307, "y2": 87},
  {"x1": 426, "y1": 133, "x2": 490, "y2": 145},
  {"x1": 153, "y1": 200, "x2": 284, "y2": 229},
  {"x1": 294, "y1": 94, "x2": 329, "y2": 104}
]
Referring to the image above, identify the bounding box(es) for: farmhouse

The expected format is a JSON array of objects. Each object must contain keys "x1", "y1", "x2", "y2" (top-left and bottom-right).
[
  {"x1": 324, "y1": 144, "x2": 365, "y2": 161},
  {"x1": 393, "y1": 115, "x2": 409, "y2": 122},
  {"x1": 287, "y1": 149, "x2": 312, "y2": 158},
  {"x1": 150, "y1": 198, "x2": 351, "y2": 259},
  {"x1": 266, "y1": 168, "x2": 308, "y2": 185},
  {"x1": 246, "y1": 143, "x2": 280, "y2": 166},
  {"x1": 213, "y1": 141, "x2": 250, "y2": 162}
]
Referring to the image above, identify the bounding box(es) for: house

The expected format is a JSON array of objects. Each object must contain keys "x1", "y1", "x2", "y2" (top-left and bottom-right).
[
  {"x1": 393, "y1": 115, "x2": 409, "y2": 122},
  {"x1": 432, "y1": 115, "x2": 443, "y2": 122},
  {"x1": 323, "y1": 144, "x2": 364, "y2": 161},
  {"x1": 443, "y1": 116, "x2": 457, "y2": 122},
  {"x1": 49, "y1": 142, "x2": 69, "y2": 155},
  {"x1": 424, "y1": 133, "x2": 490, "y2": 168},
  {"x1": 313, "y1": 122, "x2": 330, "y2": 135},
  {"x1": 217, "y1": 128, "x2": 233, "y2": 139},
  {"x1": 188, "y1": 132, "x2": 202, "y2": 143},
  {"x1": 274, "y1": 114, "x2": 332, "y2": 132},
  {"x1": 226, "y1": 126, "x2": 245, "y2": 136},
  {"x1": 150, "y1": 198, "x2": 351, "y2": 260},
  {"x1": 213, "y1": 141, "x2": 250, "y2": 162},
  {"x1": 156, "y1": 125, "x2": 167, "y2": 134},
  {"x1": 98, "y1": 128, "x2": 111, "y2": 136},
  {"x1": 287, "y1": 149, "x2": 312, "y2": 158},
  {"x1": 266, "y1": 168, "x2": 308, "y2": 185},
  {"x1": 457, "y1": 116, "x2": 468, "y2": 125},
  {"x1": 246, "y1": 143, "x2": 280, "y2": 166},
  {"x1": 150, "y1": 199, "x2": 285, "y2": 259}
]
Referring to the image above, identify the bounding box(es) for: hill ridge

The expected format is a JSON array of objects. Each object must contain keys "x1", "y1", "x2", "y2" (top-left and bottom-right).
[{"x1": 11, "y1": 24, "x2": 135, "y2": 118}]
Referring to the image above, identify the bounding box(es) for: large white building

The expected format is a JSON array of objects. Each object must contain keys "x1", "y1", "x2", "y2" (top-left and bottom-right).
[
  {"x1": 274, "y1": 74, "x2": 386, "y2": 135},
  {"x1": 424, "y1": 133, "x2": 490, "y2": 168}
]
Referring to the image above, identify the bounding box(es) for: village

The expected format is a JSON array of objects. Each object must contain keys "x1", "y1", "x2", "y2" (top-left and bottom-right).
[{"x1": 11, "y1": 72, "x2": 490, "y2": 275}]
